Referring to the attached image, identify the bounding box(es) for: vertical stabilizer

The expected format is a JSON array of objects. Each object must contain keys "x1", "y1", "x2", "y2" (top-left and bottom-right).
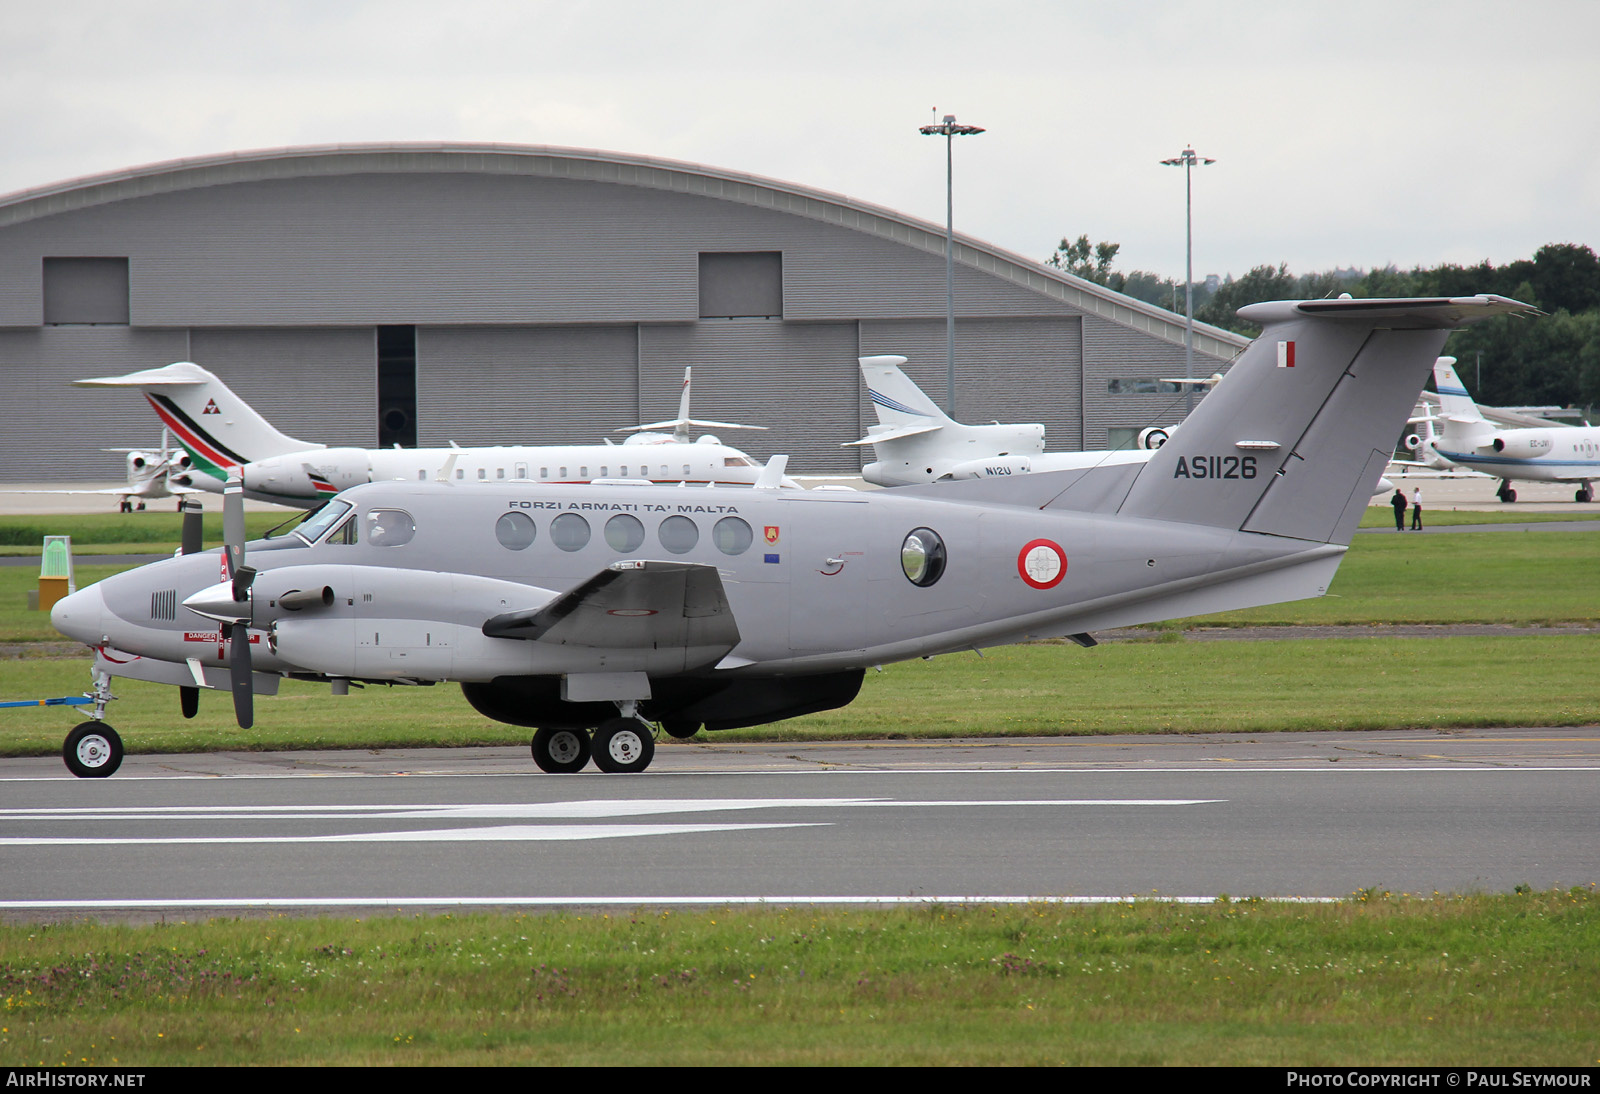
[
  {"x1": 860, "y1": 355, "x2": 951, "y2": 425},
  {"x1": 1432, "y1": 357, "x2": 1485, "y2": 422},
  {"x1": 74, "y1": 362, "x2": 321, "y2": 482},
  {"x1": 1115, "y1": 297, "x2": 1535, "y2": 544}
]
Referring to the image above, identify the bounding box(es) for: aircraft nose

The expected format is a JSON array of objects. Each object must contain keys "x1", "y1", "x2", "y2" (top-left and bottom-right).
[{"x1": 51, "y1": 584, "x2": 107, "y2": 646}]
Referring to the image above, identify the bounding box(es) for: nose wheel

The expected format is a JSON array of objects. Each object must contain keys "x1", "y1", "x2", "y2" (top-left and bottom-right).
[{"x1": 63, "y1": 722, "x2": 123, "y2": 778}]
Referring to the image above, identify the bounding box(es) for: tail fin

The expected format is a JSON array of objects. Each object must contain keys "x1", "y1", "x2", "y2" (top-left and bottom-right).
[
  {"x1": 74, "y1": 362, "x2": 320, "y2": 482},
  {"x1": 1115, "y1": 296, "x2": 1534, "y2": 544},
  {"x1": 859, "y1": 355, "x2": 951, "y2": 427},
  {"x1": 1431, "y1": 356, "x2": 1485, "y2": 422}
]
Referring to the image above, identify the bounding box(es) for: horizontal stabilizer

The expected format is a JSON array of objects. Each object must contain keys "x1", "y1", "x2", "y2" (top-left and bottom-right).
[
  {"x1": 843, "y1": 421, "x2": 944, "y2": 447},
  {"x1": 75, "y1": 362, "x2": 210, "y2": 387}
]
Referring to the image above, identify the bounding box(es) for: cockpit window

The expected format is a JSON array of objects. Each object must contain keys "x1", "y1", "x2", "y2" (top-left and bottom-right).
[
  {"x1": 292, "y1": 500, "x2": 353, "y2": 545},
  {"x1": 366, "y1": 508, "x2": 416, "y2": 547}
]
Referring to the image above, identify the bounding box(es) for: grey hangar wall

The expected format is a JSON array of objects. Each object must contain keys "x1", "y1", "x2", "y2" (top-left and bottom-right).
[{"x1": 0, "y1": 144, "x2": 1244, "y2": 482}]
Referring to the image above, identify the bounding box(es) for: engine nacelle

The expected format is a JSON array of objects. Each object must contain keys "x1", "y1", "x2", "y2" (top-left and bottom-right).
[
  {"x1": 1404, "y1": 433, "x2": 1424, "y2": 453},
  {"x1": 1490, "y1": 431, "x2": 1556, "y2": 460},
  {"x1": 244, "y1": 448, "x2": 373, "y2": 501},
  {"x1": 1137, "y1": 426, "x2": 1172, "y2": 450},
  {"x1": 940, "y1": 455, "x2": 1034, "y2": 481}
]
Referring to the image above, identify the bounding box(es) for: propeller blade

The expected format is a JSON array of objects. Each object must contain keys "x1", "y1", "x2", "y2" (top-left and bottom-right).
[
  {"x1": 223, "y1": 474, "x2": 246, "y2": 582},
  {"x1": 180, "y1": 685, "x2": 199, "y2": 720},
  {"x1": 180, "y1": 498, "x2": 203, "y2": 555},
  {"x1": 227, "y1": 621, "x2": 254, "y2": 729}
]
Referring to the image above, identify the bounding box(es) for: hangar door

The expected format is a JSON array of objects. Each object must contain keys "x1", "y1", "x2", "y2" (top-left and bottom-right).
[
  {"x1": 416, "y1": 326, "x2": 639, "y2": 447},
  {"x1": 639, "y1": 322, "x2": 860, "y2": 474},
  {"x1": 189, "y1": 328, "x2": 378, "y2": 448}
]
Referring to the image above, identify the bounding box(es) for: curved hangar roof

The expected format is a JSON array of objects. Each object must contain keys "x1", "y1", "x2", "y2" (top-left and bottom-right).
[{"x1": 0, "y1": 141, "x2": 1243, "y2": 356}]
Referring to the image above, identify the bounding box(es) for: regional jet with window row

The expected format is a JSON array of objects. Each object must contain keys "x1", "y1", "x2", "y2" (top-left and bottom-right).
[
  {"x1": 1428, "y1": 358, "x2": 1598, "y2": 502},
  {"x1": 73, "y1": 363, "x2": 800, "y2": 506}
]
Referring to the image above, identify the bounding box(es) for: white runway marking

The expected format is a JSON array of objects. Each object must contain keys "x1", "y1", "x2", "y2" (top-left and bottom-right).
[
  {"x1": 0, "y1": 796, "x2": 1224, "y2": 824},
  {"x1": 0, "y1": 822, "x2": 825, "y2": 846}
]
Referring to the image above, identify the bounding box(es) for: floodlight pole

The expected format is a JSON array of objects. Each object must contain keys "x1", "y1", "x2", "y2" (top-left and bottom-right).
[
  {"x1": 1160, "y1": 146, "x2": 1215, "y2": 413},
  {"x1": 920, "y1": 113, "x2": 985, "y2": 417}
]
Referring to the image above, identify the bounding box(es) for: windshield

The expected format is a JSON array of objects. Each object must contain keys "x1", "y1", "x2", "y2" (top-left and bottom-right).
[{"x1": 290, "y1": 500, "x2": 354, "y2": 544}]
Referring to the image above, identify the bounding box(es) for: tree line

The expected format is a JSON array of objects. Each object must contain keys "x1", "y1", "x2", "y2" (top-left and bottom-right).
[{"x1": 1048, "y1": 237, "x2": 1600, "y2": 411}]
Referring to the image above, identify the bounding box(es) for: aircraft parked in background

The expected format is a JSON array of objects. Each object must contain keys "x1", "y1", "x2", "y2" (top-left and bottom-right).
[
  {"x1": 74, "y1": 364, "x2": 798, "y2": 507},
  {"x1": 1429, "y1": 358, "x2": 1597, "y2": 502},
  {"x1": 847, "y1": 355, "x2": 1196, "y2": 487},
  {"x1": 49, "y1": 294, "x2": 1530, "y2": 777},
  {"x1": 4, "y1": 430, "x2": 197, "y2": 512}
]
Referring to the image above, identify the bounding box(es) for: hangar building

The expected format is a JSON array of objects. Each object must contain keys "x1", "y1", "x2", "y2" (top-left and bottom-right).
[{"x1": 0, "y1": 142, "x2": 1245, "y2": 481}]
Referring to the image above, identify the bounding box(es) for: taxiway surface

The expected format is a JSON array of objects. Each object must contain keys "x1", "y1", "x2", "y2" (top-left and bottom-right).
[{"x1": 3, "y1": 730, "x2": 1596, "y2": 917}]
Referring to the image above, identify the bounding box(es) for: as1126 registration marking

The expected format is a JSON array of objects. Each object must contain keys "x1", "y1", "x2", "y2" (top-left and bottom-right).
[{"x1": 1173, "y1": 455, "x2": 1257, "y2": 480}]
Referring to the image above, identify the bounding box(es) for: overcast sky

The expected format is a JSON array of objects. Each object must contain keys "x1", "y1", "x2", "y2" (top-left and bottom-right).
[{"x1": 5, "y1": 0, "x2": 1596, "y2": 284}]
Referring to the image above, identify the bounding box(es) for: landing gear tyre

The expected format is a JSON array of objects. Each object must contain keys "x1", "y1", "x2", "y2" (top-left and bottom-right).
[
  {"x1": 1577, "y1": 486, "x2": 1594, "y2": 503},
  {"x1": 531, "y1": 727, "x2": 591, "y2": 774},
  {"x1": 660, "y1": 719, "x2": 701, "y2": 740},
  {"x1": 63, "y1": 722, "x2": 123, "y2": 779},
  {"x1": 1498, "y1": 488, "x2": 1517, "y2": 503},
  {"x1": 592, "y1": 718, "x2": 655, "y2": 774}
]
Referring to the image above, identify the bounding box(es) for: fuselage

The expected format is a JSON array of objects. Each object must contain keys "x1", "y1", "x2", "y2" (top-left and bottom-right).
[
  {"x1": 181, "y1": 439, "x2": 799, "y2": 505},
  {"x1": 54, "y1": 476, "x2": 1342, "y2": 688},
  {"x1": 1435, "y1": 424, "x2": 1600, "y2": 484}
]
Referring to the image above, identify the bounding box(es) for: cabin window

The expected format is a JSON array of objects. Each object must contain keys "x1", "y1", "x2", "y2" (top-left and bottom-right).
[
  {"x1": 540, "y1": 467, "x2": 549, "y2": 479},
  {"x1": 417, "y1": 470, "x2": 426, "y2": 481},
  {"x1": 515, "y1": 463, "x2": 528, "y2": 480},
  {"x1": 600, "y1": 466, "x2": 609, "y2": 478},
  {"x1": 605, "y1": 514, "x2": 646, "y2": 552},
  {"x1": 495, "y1": 512, "x2": 537, "y2": 551},
  {"x1": 477, "y1": 468, "x2": 486, "y2": 480},
  {"x1": 559, "y1": 466, "x2": 568, "y2": 479},
  {"x1": 550, "y1": 513, "x2": 591, "y2": 552},
  {"x1": 496, "y1": 468, "x2": 505, "y2": 480},
  {"x1": 580, "y1": 466, "x2": 589, "y2": 478},
  {"x1": 900, "y1": 527, "x2": 946, "y2": 587},
  {"x1": 713, "y1": 517, "x2": 753, "y2": 555},
  {"x1": 682, "y1": 464, "x2": 691, "y2": 476},
  {"x1": 456, "y1": 468, "x2": 464, "y2": 480},
  {"x1": 366, "y1": 509, "x2": 416, "y2": 548},
  {"x1": 658, "y1": 515, "x2": 699, "y2": 554}
]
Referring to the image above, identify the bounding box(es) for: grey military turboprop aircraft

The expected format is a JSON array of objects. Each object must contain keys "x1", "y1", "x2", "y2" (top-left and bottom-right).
[{"x1": 49, "y1": 295, "x2": 1531, "y2": 777}]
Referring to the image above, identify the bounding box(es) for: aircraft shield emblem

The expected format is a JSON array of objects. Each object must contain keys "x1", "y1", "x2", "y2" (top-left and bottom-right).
[{"x1": 764, "y1": 525, "x2": 780, "y2": 545}]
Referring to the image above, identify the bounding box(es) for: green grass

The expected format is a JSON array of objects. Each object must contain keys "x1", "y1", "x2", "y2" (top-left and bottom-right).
[
  {"x1": 0, "y1": 511, "x2": 292, "y2": 554},
  {"x1": 3, "y1": 635, "x2": 1595, "y2": 758},
  {"x1": 2, "y1": 893, "x2": 1595, "y2": 1065},
  {"x1": 1357, "y1": 506, "x2": 1600, "y2": 528}
]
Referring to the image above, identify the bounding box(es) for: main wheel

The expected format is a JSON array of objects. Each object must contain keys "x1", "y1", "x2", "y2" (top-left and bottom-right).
[
  {"x1": 592, "y1": 718, "x2": 655, "y2": 774},
  {"x1": 63, "y1": 722, "x2": 123, "y2": 778},
  {"x1": 531, "y1": 727, "x2": 591, "y2": 774},
  {"x1": 660, "y1": 719, "x2": 701, "y2": 740},
  {"x1": 1577, "y1": 485, "x2": 1594, "y2": 503}
]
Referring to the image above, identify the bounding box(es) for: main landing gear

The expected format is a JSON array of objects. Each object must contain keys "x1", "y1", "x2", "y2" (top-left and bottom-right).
[
  {"x1": 1497, "y1": 480, "x2": 1518, "y2": 503},
  {"x1": 530, "y1": 719, "x2": 656, "y2": 774},
  {"x1": 529, "y1": 701, "x2": 688, "y2": 775},
  {"x1": 1577, "y1": 482, "x2": 1595, "y2": 504},
  {"x1": 62, "y1": 671, "x2": 122, "y2": 778}
]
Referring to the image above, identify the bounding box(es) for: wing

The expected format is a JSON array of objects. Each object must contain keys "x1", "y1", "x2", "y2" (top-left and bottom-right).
[{"x1": 482, "y1": 560, "x2": 740, "y2": 669}]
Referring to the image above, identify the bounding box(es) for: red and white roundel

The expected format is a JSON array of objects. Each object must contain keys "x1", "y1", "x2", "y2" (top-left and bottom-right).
[{"x1": 1017, "y1": 539, "x2": 1067, "y2": 589}]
